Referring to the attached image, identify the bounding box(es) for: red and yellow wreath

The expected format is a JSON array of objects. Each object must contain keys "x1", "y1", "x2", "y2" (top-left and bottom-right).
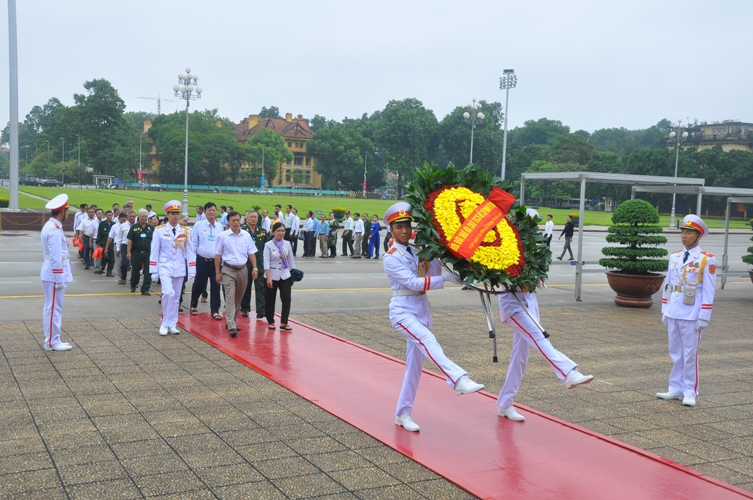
[{"x1": 406, "y1": 163, "x2": 549, "y2": 291}]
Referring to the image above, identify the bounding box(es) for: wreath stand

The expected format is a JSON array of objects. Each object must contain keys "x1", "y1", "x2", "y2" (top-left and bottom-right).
[{"x1": 457, "y1": 275, "x2": 550, "y2": 363}]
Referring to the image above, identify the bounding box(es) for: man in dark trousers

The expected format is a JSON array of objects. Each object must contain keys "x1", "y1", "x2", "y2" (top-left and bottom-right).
[{"x1": 557, "y1": 215, "x2": 575, "y2": 261}]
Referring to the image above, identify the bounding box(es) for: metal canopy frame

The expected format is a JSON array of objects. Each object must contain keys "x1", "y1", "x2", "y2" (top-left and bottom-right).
[
  {"x1": 519, "y1": 172, "x2": 705, "y2": 301},
  {"x1": 722, "y1": 196, "x2": 753, "y2": 288}
]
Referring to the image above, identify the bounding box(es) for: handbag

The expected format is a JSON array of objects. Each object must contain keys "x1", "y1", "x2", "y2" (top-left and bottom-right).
[
  {"x1": 92, "y1": 246, "x2": 103, "y2": 259},
  {"x1": 290, "y1": 268, "x2": 304, "y2": 282}
]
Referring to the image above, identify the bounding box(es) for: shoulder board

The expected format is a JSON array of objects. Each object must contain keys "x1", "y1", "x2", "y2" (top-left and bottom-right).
[
  {"x1": 156, "y1": 224, "x2": 166, "y2": 229},
  {"x1": 701, "y1": 251, "x2": 714, "y2": 257},
  {"x1": 386, "y1": 247, "x2": 397, "y2": 255},
  {"x1": 672, "y1": 249, "x2": 683, "y2": 254},
  {"x1": 184, "y1": 227, "x2": 190, "y2": 234}
]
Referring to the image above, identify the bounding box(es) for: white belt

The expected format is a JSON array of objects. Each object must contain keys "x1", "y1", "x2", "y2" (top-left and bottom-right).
[
  {"x1": 393, "y1": 289, "x2": 425, "y2": 297},
  {"x1": 44, "y1": 254, "x2": 69, "y2": 260}
]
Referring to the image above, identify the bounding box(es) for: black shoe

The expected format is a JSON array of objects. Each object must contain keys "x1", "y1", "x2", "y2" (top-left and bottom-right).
[
  {"x1": 241, "y1": 311, "x2": 249, "y2": 317},
  {"x1": 85, "y1": 266, "x2": 90, "y2": 270},
  {"x1": 141, "y1": 291, "x2": 151, "y2": 296},
  {"x1": 130, "y1": 287, "x2": 136, "y2": 292},
  {"x1": 556, "y1": 256, "x2": 563, "y2": 260},
  {"x1": 256, "y1": 313, "x2": 265, "y2": 319},
  {"x1": 230, "y1": 328, "x2": 237, "y2": 338},
  {"x1": 106, "y1": 273, "x2": 114, "y2": 277}
]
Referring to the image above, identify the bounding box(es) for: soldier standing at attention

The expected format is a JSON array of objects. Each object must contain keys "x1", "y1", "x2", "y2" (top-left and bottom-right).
[
  {"x1": 127, "y1": 209, "x2": 154, "y2": 295},
  {"x1": 383, "y1": 202, "x2": 484, "y2": 432},
  {"x1": 40, "y1": 194, "x2": 73, "y2": 351},
  {"x1": 657, "y1": 214, "x2": 717, "y2": 407},
  {"x1": 151, "y1": 201, "x2": 196, "y2": 336}
]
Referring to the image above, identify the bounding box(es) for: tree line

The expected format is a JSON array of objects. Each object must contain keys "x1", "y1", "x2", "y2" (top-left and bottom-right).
[{"x1": 3, "y1": 78, "x2": 752, "y2": 214}]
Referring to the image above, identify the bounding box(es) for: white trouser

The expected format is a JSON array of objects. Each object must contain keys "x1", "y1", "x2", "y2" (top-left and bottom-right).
[
  {"x1": 42, "y1": 281, "x2": 66, "y2": 348},
  {"x1": 666, "y1": 318, "x2": 701, "y2": 398},
  {"x1": 394, "y1": 317, "x2": 467, "y2": 416},
  {"x1": 160, "y1": 275, "x2": 184, "y2": 328},
  {"x1": 496, "y1": 305, "x2": 577, "y2": 409}
]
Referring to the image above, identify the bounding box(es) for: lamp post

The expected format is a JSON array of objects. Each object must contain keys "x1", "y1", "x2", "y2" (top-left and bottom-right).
[
  {"x1": 463, "y1": 98, "x2": 484, "y2": 165},
  {"x1": 76, "y1": 134, "x2": 81, "y2": 185},
  {"x1": 60, "y1": 137, "x2": 65, "y2": 162},
  {"x1": 499, "y1": 69, "x2": 517, "y2": 181},
  {"x1": 172, "y1": 67, "x2": 203, "y2": 216},
  {"x1": 20, "y1": 145, "x2": 29, "y2": 176},
  {"x1": 668, "y1": 120, "x2": 689, "y2": 230},
  {"x1": 363, "y1": 148, "x2": 377, "y2": 198}
]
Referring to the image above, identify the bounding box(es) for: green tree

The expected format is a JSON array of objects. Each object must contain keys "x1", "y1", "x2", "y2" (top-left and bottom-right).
[
  {"x1": 259, "y1": 106, "x2": 280, "y2": 118},
  {"x1": 375, "y1": 98, "x2": 438, "y2": 195},
  {"x1": 244, "y1": 127, "x2": 293, "y2": 187},
  {"x1": 546, "y1": 134, "x2": 597, "y2": 165},
  {"x1": 437, "y1": 100, "x2": 504, "y2": 172},
  {"x1": 307, "y1": 126, "x2": 377, "y2": 190},
  {"x1": 73, "y1": 79, "x2": 129, "y2": 176}
]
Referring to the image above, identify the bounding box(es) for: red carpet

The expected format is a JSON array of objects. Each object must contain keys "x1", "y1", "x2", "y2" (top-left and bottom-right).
[{"x1": 179, "y1": 313, "x2": 753, "y2": 499}]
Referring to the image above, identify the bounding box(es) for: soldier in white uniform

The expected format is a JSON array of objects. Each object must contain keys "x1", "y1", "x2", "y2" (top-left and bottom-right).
[
  {"x1": 383, "y1": 202, "x2": 484, "y2": 432},
  {"x1": 40, "y1": 194, "x2": 73, "y2": 351},
  {"x1": 150, "y1": 200, "x2": 196, "y2": 336},
  {"x1": 658, "y1": 214, "x2": 717, "y2": 407}
]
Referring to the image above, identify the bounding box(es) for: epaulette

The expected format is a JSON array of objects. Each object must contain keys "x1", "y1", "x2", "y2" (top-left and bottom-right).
[
  {"x1": 701, "y1": 251, "x2": 714, "y2": 257},
  {"x1": 156, "y1": 223, "x2": 166, "y2": 229},
  {"x1": 386, "y1": 247, "x2": 397, "y2": 255},
  {"x1": 672, "y1": 249, "x2": 683, "y2": 254}
]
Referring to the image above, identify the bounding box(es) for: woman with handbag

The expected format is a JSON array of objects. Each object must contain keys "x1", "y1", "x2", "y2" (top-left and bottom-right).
[{"x1": 264, "y1": 222, "x2": 296, "y2": 331}]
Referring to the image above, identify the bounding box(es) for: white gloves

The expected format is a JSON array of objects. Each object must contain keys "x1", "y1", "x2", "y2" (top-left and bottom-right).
[
  {"x1": 188, "y1": 272, "x2": 196, "y2": 280},
  {"x1": 696, "y1": 319, "x2": 708, "y2": 331},
  {"x1": 442, "y1": 273, "x2": 463, "y2": 285},
  {"x1": 662, "y1": 315, "x2": 668, "y2": 326},
  {"x1": 55, "y1": 283, "x2": 65, "y2": 291}
]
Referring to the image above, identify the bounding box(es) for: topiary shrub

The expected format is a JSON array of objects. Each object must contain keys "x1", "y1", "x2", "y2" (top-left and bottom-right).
[
  {"x1": 742, "y1": 219, "x2": 753, "y2": 267},
  {"x1": 0, "y1": 196, "x2": 8, "y2": 208},
  {"x1": 600, "y1": 199, "x2": 668, "y2": 274}
]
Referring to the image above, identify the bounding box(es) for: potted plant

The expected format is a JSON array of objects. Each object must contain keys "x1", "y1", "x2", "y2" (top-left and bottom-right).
[
  {"x1": 742, "y1": 219, "x2": 753, "y2": 284},
  {"x1": 599, "y1": 199, "x2": 668, "y2": 308},
  {"x1": 332, "y1": 206, "x2": 346, "y2": 221}
]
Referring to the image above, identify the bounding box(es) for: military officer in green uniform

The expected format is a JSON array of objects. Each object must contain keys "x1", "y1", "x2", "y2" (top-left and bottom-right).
[
  {"x1": 241, "y1": 210, "x2": 268, "y2": 318},
  {"x1": 127, "y1": 208, "x2": 155, "y2": 295}
]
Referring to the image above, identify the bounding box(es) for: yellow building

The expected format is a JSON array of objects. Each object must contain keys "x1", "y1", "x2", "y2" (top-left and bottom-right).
[
  {"x1": 682, "y1": 121, "x2": 753, "y2": 152},
  {"x1": 234, "y1": 113, "x2": 320, "y2": 188}
]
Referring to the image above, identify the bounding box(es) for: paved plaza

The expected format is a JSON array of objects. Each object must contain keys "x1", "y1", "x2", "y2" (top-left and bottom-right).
[{"x1": 1, "y1": 228, "x2": 753, "y2": 498}]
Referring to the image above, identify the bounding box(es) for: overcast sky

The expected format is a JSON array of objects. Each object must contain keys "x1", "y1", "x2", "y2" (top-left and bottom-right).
[{"x1": 1, "y1": 1, "x2": 751, "y2": 137}]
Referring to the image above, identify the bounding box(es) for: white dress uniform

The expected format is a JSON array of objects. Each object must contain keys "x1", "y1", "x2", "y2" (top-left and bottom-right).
[
  {"x1": 382, "y1": 202, "x2": 483, "y2": 428},
  {"x1": 497, "y1": 292, "x2": 579, "y2": 409},
  {"x1": 40, "y1": 194, "x2": 73, "y2": 351},
  {"x1": 660, "y1": 215, "x2": 717, "y2": 401},
  {"x1": 150, "y1": 201, "x2": 196, "y2": 334}
]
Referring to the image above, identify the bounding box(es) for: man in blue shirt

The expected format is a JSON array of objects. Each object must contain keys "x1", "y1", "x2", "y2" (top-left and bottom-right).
[{"x1": 317, "y1": 214, "x2": 330, "y2": 259}]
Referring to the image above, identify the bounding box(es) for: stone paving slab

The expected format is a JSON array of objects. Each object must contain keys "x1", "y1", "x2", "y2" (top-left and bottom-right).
[{"x1": 1, "y1": 282, "x2": 752, "y2": 498}]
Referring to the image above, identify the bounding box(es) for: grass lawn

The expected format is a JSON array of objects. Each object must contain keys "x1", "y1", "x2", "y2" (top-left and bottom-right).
[{"x1": 4, "y1": 186, "x2": 751, "y2": 229}]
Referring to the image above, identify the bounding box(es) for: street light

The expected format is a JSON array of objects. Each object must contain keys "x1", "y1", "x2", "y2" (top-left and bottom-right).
[
  {"x1": 499, "y1": 69, "x2": 517, "y2": 181},
  {"x1": 363, "y1": 148, "x2": 378, "y2": 198},
  {"x1": 173, "y1": 67, "x2": 203, "y2": 216},
  {"x1": 668, "y1": 120, "x2": 689, "y2": 229},
  {"x1": 463, "y1": 98, "x2": 484, "y2": 165},
  {"x1": 21, "y1": 145, "x2": 29, "y2": 174},
  {"x1": 60, "y1": 137, "x2": 65, "y2": 162},
  {"x1": 76, "y1": 134, "x2": 81, "y2": 185}
]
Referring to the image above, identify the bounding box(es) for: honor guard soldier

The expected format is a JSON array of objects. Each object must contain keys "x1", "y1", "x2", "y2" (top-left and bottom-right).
[
  {"x1": 127, "y1": 209, "x2": 155, "y2": 295},
  {"x1": 658, "y1": 214, "x2": 717, "y2": 407},
  {"x1": 40, "y1": 194, "x2": 73, "y2": 351},
  {"x1": 383, "y1": 202, "x2": 484, "y2": 432},
  {"x1": 151, "y1": 201, "x2": 196, "y2": 336}
]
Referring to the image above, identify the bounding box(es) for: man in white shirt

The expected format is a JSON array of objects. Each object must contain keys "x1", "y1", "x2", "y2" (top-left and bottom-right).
[
  {"x1": 351, "y1": 213, "x2": 364, "y2": 259},
  {"x1": 73, "y1": 203, "x2": 88, "y2": 261},
  {"x1": 114, "y1": 210, "x2": 135, "y2": 284},
  {"x1": 189, "y1": 202, "x2": 225, "y2": 318},
  {"x1": 261, "y1": 210, "x2": 272, "y2": 232},
  {"x1": 283, "y1": 204, "x2": 294, "y2": 241},
  {"x1": 301, "y1": 211, "x2": 315, "y2": 257},
  {"x1": 105, "y1": 212, "x2": 126, "y2": 283},
  {"x1": 544, "y1": 214, "x2": 554, "y2": 247},
  {"x1": 195, "y1": 205, "x2": 206, "y2": 222},
  {"x1": 290, "y1": 208, "x2": 301, "y2": 256},
  {"x1": 214, "y1": 211, "x2": 258, "y2": 337},
  {"x1": 341, "y1": 210, "x2": 355, "y2": 256},
  {"x1": 76, "y1": 206, "x2": 95, "y2": 269},
  {"x1": 87, "y1": 208, "x2": 102, "y2": 272},
  {"x1": 145, "y1": 204, "x2": 157, "y2": 220}
]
